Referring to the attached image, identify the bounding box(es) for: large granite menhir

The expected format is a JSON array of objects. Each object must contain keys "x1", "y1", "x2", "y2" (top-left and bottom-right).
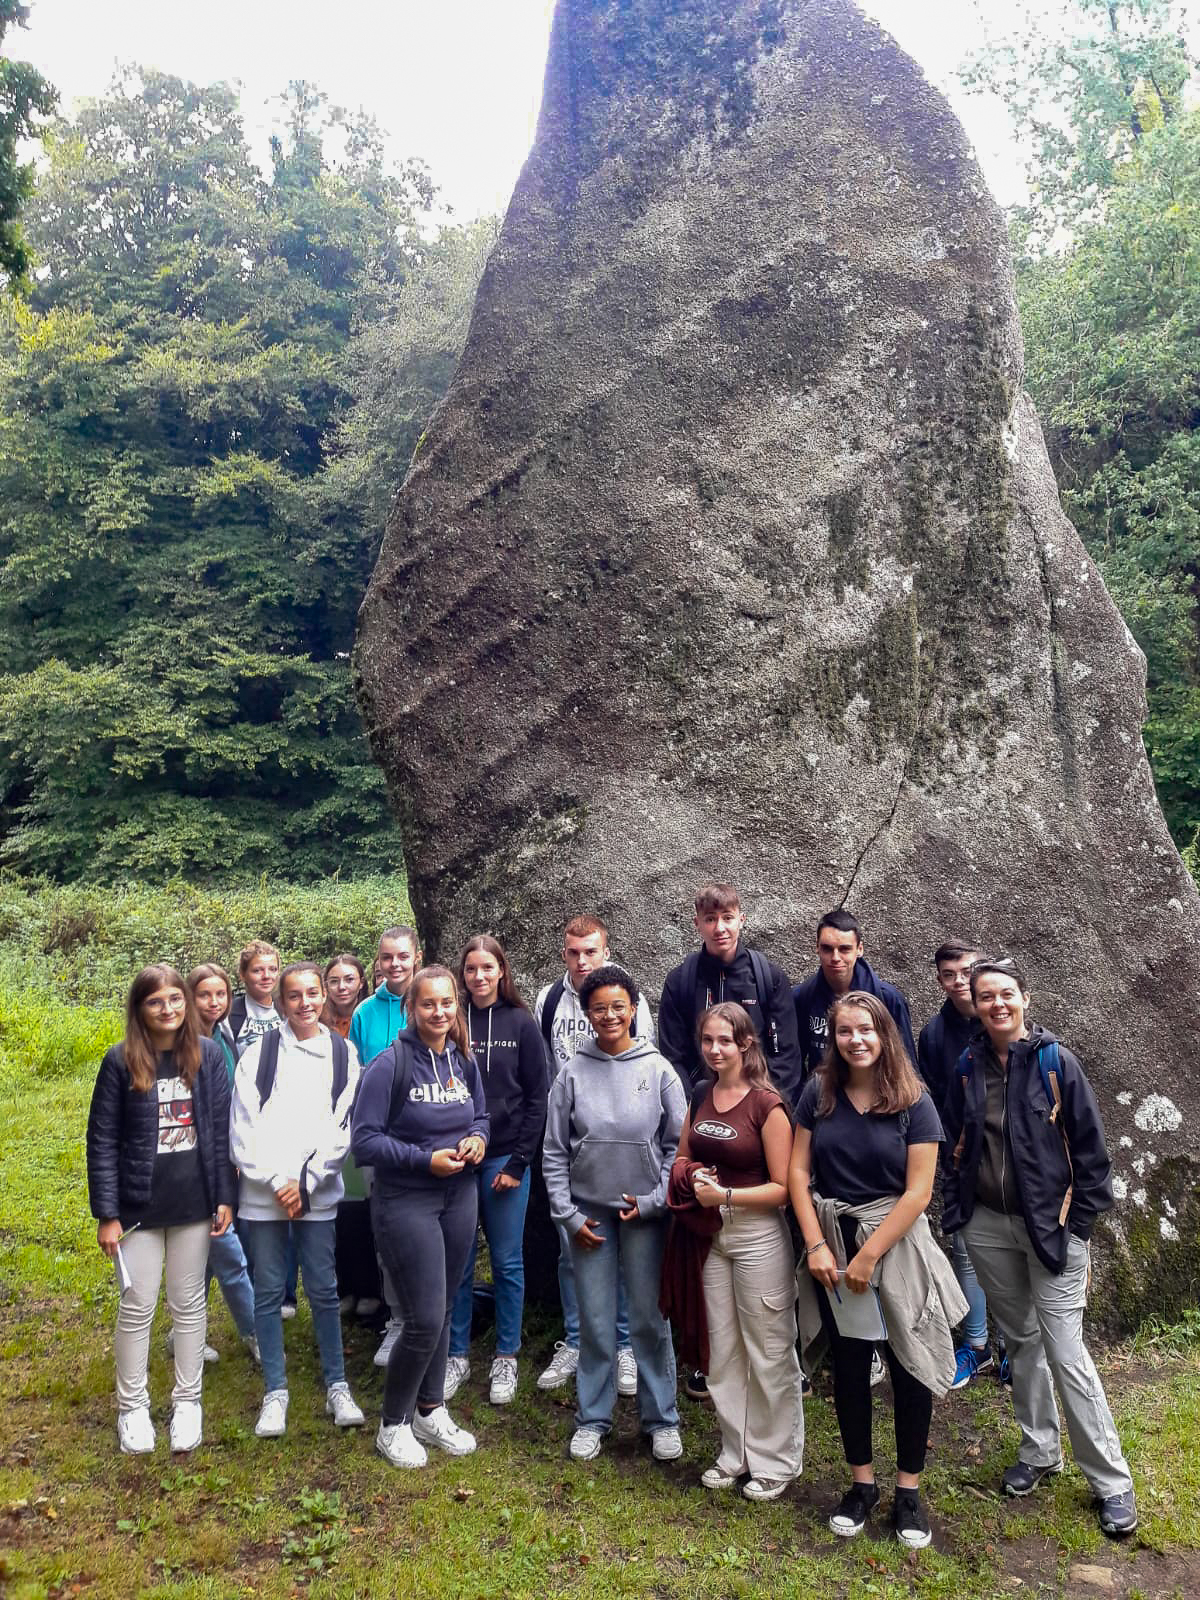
[{"x1": 356, "y1": 0, "x2": 1200, "y2": 1323}]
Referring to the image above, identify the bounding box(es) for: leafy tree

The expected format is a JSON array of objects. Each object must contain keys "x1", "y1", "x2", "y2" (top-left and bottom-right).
[
  {"x1": 0, "y1": 70, "x2": 436, "y2": 881},
  {"x1": 0, "y1": 0, "x2": 56, "y2": 289}
]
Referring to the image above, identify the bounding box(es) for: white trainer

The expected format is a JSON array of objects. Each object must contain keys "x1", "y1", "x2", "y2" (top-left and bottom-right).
[
  {"x1": 169, "y1": 1401, "x2": 202, "y2": 1453},
  {"x1": 254, "y1": 1389, "x2": 289, "y2": 1438},
  {"x1": 326, "y1": 1383, "x2": 364, "y2": 1427},
  {"x1": 374, "y1": 1320, "x2": 403, "y2": 1369},
  {"x1": 376, "y1": 1420, "x2": 427, "y2": 1469},
  {"x1": 443, "y1": 1354, "x2": 471, "y2": 1400},
  {"x1": 117, "y1": 1406, "x2": 155, "y2": 1455},
  {"x1": 652, "y1": 1426, "x2": 683, "y2": 1461},
  {"x1": 489, "y1": 1356, "x2": 518, "y2": 1405},
  {"x1": 537, "y1": 1341, "x2": 579, "y2": 1390},
  {"x1": 569, "y1": 1426, "x2": 604, "y2": 1461},
  {"x1": 412, "y1": 1405, "x2": 476, "y2": 1456},
  {"x1": 870, "y1": 1349, "x2": 886, "y2": 1387},
  {"x1": 616, "y1": 1346, "x2": 638, "y2": 1397},
  {"x1": 701, "y1": 1465, "x2": 738, "y2": 1489}
]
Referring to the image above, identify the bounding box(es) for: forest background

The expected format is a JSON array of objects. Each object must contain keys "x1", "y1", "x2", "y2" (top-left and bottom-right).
[{"x1": 0, "y1": 0, "x2": 1198, "y2": 899}]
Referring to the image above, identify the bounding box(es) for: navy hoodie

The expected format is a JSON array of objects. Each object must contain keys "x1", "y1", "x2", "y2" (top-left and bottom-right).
[
  {"x1": 466, "y1": 998, "x2": 549, "y2": 1179},
  {"x1": 917, "y1": 998, "x2": 979, "y2": 1114},
  {"x1": 792, "y1": 956, "x2": 917, "y2": 1080},
  {"x1": 350, "y1": 1027, "x2": 489, "y2": 1193}
]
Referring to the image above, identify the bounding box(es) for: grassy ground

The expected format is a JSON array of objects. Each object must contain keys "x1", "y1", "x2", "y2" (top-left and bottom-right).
[{"x1": 2, "y1": 1041, "x2": 1198, "y2": 1599}]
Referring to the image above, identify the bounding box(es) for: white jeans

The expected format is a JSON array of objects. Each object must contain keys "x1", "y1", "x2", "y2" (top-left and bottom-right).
[
  {"x1": 115, "y1": 1222, "x2": 211, "y2": 1413},
  {"x1": 962, "y1": 1205, "x2": 1133, "y2": 1499},
  {"x1": 702, "y1": 1207, "x2": 804, "y2": 1480}
]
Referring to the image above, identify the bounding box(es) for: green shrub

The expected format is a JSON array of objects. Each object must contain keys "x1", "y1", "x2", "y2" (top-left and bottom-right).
[
  {"x1": 0, "y1": 873, "x2": 413, "y2": 1008},
  {"x1": 0, "y1": 983, "x2": 121, "y2": 1084}
]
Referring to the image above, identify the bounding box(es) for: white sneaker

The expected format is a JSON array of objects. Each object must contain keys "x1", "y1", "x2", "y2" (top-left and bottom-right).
[
  {"x1": 743, "y1": 1475, "x2": 789, "y2": 1501},
  {"x1": 280, "y1": 1301, "x2": 297, "y2": 1320},
  {"x1": 616, "y1": 1346, "x2": 638, "y2": 1398},
  {"x1": 701, "y1": 1465, "x2": 738, "y2": 1489},
  {"x1": 166, "y1": 1329, "x2": 218, "y2": 1364},
  {"x1": 117, "y1": 1406, "x2": 155, "y2": 1455},
  {"x1": 243, "y1": 1334, "x2": 261, "y2": 1365},
  {"x1": 652, "y1": 1426, "x2": 683, "y2": 1461},
  {"x1": 255, "y1": 1389, "x2": 289, "y2": 1438},
  {"x1": 489, "y1": 1356, "x2": 518, "y2": 1405},
  {"x1": 412, "y1": 1405, "x2": 476, "y2": 1456},
  {"x1": 326, "y1": 1383, "x2": 364, "y2": 1427},
  {"x1": 169, "y1": 1400, "x2": 202, "y2": 1453},
  {"x1": 537, "y1": 1341, "x2": 579, "y2": 1390},
  {"x1": 870, "y1": 1349, "x2": 886, "y2": 1387},
  {"x1": 443, "y1": 1354, "x2": 471, "y2": 1400},
  {"x1": 376, "y1": 1420, "x2": 427, "y2": 1469},
  {"x1": 374, "y1": 1320, "x2": 403, "y2": 1369},
  {"x1": 569, "y1": 1425, "x2": 604, "y2": 1461}
]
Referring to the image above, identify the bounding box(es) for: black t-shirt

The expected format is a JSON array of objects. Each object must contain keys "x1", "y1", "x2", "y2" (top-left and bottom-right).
[
  {"x1": 796, "y1": 1077, "x2": 943, "y2": 1205},
  {"x1": 125, "y1": 1056, "x2": 211, "y2": 1229}
]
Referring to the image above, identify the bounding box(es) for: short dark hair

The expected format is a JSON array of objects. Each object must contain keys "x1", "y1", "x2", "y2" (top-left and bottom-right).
[
  {"x1": 969, "y1": 957, "x2": 1028, "y2": 997},
  {"x1": 694, "y1": 883, "x2": 741, "y2": 914},
  {"x1": 579, "y1": 963, "x2": 640, "y2": 1012},
  {"x1": 817, "y1": 908, "x2": 861, "y2": 939},
  {"x1": 933, "y1": 940, "x2": 984, "y2": 967}
]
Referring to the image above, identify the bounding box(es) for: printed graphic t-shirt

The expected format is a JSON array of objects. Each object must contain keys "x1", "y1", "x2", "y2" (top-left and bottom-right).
[
  {"x1": 687, "y1": 1086, "x2": 783, "y2": 1189},
  {"x1": 127, "y1": 1056, "x2": 211, "y2": 1229}
]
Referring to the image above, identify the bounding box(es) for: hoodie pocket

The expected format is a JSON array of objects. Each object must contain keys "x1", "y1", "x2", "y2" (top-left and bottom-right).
[{"x1": 571, "y1": 1138, "x2": 658, "y2": 1206}]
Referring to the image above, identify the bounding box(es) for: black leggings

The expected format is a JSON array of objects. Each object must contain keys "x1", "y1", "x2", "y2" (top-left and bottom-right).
[
  {"x1": 817, "y1": 1217, "x2": 933, "y2": 1475},
  {"x1": 372, "y1": 1178, "x2": 477, "y2": 1425}
]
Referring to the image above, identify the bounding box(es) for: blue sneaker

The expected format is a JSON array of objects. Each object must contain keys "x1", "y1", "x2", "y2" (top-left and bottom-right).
[{"x1": 950, "y1": 1344, "x2": 984, "y2": 1390}]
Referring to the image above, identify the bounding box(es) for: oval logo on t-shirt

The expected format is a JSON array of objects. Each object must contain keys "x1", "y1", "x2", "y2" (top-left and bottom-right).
[{"x1": 693, "y1": 1119, "x2": 736, "y2": 1140}]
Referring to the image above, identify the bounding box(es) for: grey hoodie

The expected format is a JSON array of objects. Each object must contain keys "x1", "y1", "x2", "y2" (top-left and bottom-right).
[{"x1": 541, "y1": 1035, "x2": 686, "y2": 1235}]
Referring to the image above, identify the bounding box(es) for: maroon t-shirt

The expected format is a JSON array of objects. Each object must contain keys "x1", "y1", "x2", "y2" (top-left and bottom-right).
[{"x1": 687, "y1": 1086, "x2": 784, "y2": 1188}]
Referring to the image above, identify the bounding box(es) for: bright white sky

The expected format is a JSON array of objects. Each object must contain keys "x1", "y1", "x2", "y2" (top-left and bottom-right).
[{"x1": 16, "y1": 0, "x2": 1022, "y2": 219}]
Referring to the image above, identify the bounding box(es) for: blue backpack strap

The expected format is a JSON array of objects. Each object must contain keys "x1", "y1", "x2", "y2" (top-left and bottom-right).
[
  {"x1": 330, "y1": 1031, "x2": 349, "y2": 1114},
  {"x1": 254, "y1": 1028, "x2": 282, "y2": 1108},
  {"x1": 1036, "y1": 1040, "x2": 1062, "y2": 1113},
  {"x1": 540, "y1": 978, "x2": 566, "y2": 1055}
]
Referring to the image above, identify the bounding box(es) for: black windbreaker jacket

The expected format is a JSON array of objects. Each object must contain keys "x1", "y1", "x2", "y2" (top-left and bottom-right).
[{"x1": 939, "y1": 1023, "x2": 1114, "y2": 1274}]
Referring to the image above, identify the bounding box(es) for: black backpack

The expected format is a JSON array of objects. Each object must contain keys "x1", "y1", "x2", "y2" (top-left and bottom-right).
[
  {"x1": 255, "y1": 1028, "x2": 351, "y2": 1117},
  {"x1": 679, "y1": 948, "x2": 781, "y2": 1056}
]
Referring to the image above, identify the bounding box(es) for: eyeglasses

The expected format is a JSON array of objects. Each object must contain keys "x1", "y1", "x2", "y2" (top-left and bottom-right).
[
  {"x1": 588, "y1": 1003, "x2": 631, "y2": 1018},
  {"x1": 143, "y1": 996, "x2": 185, "y2": 1012}
]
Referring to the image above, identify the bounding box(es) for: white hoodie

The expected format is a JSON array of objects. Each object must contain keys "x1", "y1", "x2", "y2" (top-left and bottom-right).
[
  {"x1": 231, "y1": 1021, "x2": 360, "y2": 1222},
  {"x1": 535, "y1": 972, "x2": 656, "y2": 1074}
]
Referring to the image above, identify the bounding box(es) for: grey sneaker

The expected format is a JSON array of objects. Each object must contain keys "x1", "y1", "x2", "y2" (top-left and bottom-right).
[
  {"x1": 537, "y1": 1341, "x2": 579, "y2": 1390},
  {"x1": 651, "y1": 1426, "x2": 683, "y2": 1461},
  {"x1": 1002, "y1": 1458, "x2": 1064, "y2": 1497},
  {"x1": 1097, "y1": 1489, "x2": 1138, "y2": 1537},
  {"x1": 569, "y1": 1426, "x2": 604, "y2": 1461}
]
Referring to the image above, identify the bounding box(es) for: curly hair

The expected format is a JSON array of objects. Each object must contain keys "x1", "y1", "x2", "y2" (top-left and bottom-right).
[{"x1": 815, "y1": 990, "x2": 923, "y2": 1118}]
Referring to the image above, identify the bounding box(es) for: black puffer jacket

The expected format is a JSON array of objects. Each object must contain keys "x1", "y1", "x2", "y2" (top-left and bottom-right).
[
  {"x1": 940, "y1": 1023, "x2": 1114, "y2": 1274},
  {"x1": 86, "y1": 1038, "x2": 236, "y2": 1222}
]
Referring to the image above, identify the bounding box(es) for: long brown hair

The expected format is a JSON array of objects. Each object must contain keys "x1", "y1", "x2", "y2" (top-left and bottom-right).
[
  {"x1": 321, "y1": 952, "x2": 367, "y2": 1025},
  {"x1": 409, "y1": 965, "x2": 474, "y2": 1060},
  {"x1": 816, "y1": 991, "x2": 922, "y2": 1117},
  {"x1": 186, "y1": 963, "x2": 232, "y2": 1038},
  {"x1": 125, "y1": 965, "x2": 203, "y2": 1092},
  {"x1": 458, "y1": 933, "x2": 527, "y2": 1011},
  {"x1": 696, "y1": 1003, "x2": 775, "y2": 1095}
]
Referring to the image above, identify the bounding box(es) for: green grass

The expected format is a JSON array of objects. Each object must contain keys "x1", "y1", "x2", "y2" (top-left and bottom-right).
[{"x1": 2, "y1": 996, "x2": 1199, "y2": 1598}]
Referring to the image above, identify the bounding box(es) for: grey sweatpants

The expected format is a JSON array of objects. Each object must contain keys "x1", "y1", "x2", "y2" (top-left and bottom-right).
[
  {"x1": 115, "y1": 1222, "x2": 211, "y2": 1413},
  {"x1": 962, "y1": 1205, "x2": 1132, "y2": 1499}
]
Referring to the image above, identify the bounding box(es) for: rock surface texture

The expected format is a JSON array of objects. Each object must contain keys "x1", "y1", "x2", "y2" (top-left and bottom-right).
[{"x1": 356, "y1": 0, "x2": 1200, "y2": 1322}]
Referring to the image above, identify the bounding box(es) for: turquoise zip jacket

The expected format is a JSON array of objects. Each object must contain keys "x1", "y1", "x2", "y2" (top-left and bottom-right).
[{"x1": 348, "y1": 982, "x2": 410, "y2": 1068}]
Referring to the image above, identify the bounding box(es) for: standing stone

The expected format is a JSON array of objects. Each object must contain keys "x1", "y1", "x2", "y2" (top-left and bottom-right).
[{"x1": 355, "y1": 0, "x2": 1200, "y2": 1324}]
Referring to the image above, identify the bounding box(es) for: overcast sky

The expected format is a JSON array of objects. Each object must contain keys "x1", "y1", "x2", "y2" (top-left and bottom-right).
[{"x1": 16, "y1": 0, "x2": 1022, "y2": 218}]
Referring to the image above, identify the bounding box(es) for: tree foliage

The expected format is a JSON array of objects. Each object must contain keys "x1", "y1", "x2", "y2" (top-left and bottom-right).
[
  {"x1": 0, "y1": 70, "x2": 489, "y2": 882},
  {"x1": 0, "y1": 0, "x2": 56, "y2": 289},
  {"x1": 962, "y1": 1, "x2": 1200, "y2": 847}
]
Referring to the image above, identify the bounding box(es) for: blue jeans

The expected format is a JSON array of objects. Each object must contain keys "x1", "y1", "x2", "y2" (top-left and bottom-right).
[
  {"x1": 951, "y1": 1229, "x2": 989, "y2": 1346},
  {"x1": 570, "y1": 1207, "x2": 677, "y2": 1434},
  {"x1": 557, "y1": 1223, "x2": 631, "y2": 1349},
  {"x1": 241, "y1": 1219, "x2": 345, "y2": 1394},
  {"x1": 207, "y1": 1224, "x2": 256, "y2": 1339},
  {"x1": 449, "y1": 1158, "x2": 530, "y2": 1358}
]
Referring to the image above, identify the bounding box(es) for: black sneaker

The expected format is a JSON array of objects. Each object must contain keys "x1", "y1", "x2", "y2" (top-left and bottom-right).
[
  {"x1": 829, "y1": 1481, "x2": 880, "y2": 1537},
  {"x1": 1097, "y1": 1489, "x2": 1138, "y2": 1537},
  {"x1": 893, "y1": 1489, "x2": 932, "y2": 1549},
  {"x1": 997, "y1": 1343, "x2": 1012, "y2": 1386},
  {"x1": 685, "y1": 1370, "x2": 710, "y2": 1402},
  {"x1": 1002, "y1": 1458, "x2": 1064, "y2": 1497},
  {"x1": 801, "y1": 1372, "x2": 812, "y2": 1396}
]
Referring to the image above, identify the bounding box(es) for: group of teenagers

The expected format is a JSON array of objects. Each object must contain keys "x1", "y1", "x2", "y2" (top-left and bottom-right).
[{"x1": 85, "y1": 883, "x2": 1138, "y2": 1550}]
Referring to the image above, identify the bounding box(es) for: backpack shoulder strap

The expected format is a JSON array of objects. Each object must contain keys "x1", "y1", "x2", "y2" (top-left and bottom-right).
[
  {"x1": 748, "y1": 949, "x2": 780, "y2": 1055},
  {"x1": 386, "y1": 1037, "x2": 415, "y2": 1127},
  {"x1": 683, "y1": 951, "x2": 704, "y2": 1017},
  {"x1": 229, "y1": 995, "x2": 248, "y2": 1044},
  {"x1": 951, "y1": 1046, "x2": 975, "y2": 1166},
  {"x1": 330, "y1": 1032, "x2": 349, "y2": 1111},
  {"x1": 540, "y1": 979, "x2": 566, "y2": 1054},
  {"x1": 1036, "y1": 1041, "x2": 1073, "y2": 1226},
  {"x1": 255, "y1": 1028, "x2": 282, "y2": 1108}
]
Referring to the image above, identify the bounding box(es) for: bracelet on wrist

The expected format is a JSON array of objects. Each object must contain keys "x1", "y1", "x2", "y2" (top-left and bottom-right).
[
  {"x1": 725, "y1": 1188, "x2": 733, "y2": 1209},
  {"x1": 805, "y1": 1239, "x2": 829, "y2": 1256}
]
